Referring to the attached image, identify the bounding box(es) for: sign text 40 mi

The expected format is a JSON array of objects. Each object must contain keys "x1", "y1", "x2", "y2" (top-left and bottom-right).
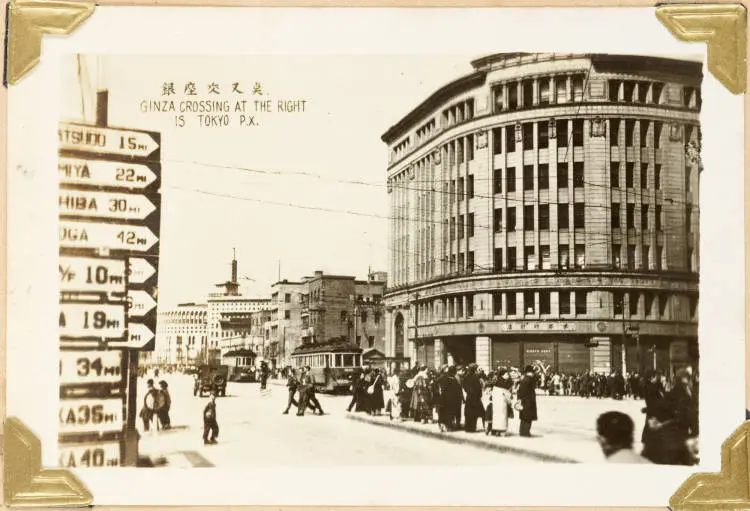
[{"x1": 59, "y1": 441, "x2": 120, "y2": 468}]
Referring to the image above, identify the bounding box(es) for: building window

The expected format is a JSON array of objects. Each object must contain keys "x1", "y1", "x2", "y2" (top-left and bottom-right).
[
  {"x1": 494, "y1": 169, "x2": 502, "y2": 193},
  {"x1": 539, "y1": 204, "x2": 550, "y2": 230},
  {"x1": 623, "y1": 81, "x2": 635, "y2": 102},
  {"x1": 638, "y1": 82, "x2": 649, "y2": 103},
  {"x1": 627, "y1": 245, "x2": 636, "y2": 269},
  {"x1": 683, "y1": 86, "x2": 695, "y2": 108},
  {"x1": 361, "y1": 311, "x2": 368, "y2": 323},
  {"x1": 559, "y1": 244, "x2": 569, "y2": 269},
  {"x1": 658, "y1": 293, "x2": 669, "y2": 316},
  {"x1": 611, "y1": 203, "x2": 621, "y2": 229},
  {"x1": 539, "y1": 80, "x2": 551, "y2": 105},
  {"x1": 540, "y1": 245, "x2": 551, "y2": 269},
  {"x1": 494, "y1": 248, "x2": 503, "y2": 271},
  {"x1": 285, "y1": 293, "x2": 291, "y2": 303},
  {"x1": 458, "y1": 253, "x2": 465, "y2": 272},
  {"x1": 557, "y1": 163, "x2": 568, "y2": 188},
  {"x1": 523, "y1": 247, "x2": 536, "y2": 270},
  {"x1": 506, "y1": 167, "x2": 516, "y2": 192},
  {"x1": 368, "y1": 336, "x2": 375, "y2": 348},
  {"x1": 572, "y1": 119, "x2": 584, "y2": 146},
  {"x1": 556, "y1": 79, "x2": 567, "y2": 103},
  {"x1": 524, "y1": 206, "x2": 535, "y2": 231},
  {"x1": 494, "y1": 208, "x2": 503, "y2": 232},
  {"x1": 640, "y1": 164, "x2": 649, "y2": 189},
  {"x1": 468, "y1": 175, "x2": 474, "y2": 198},
  {"x1": 559, "y1": 291, "x2": 571, "y2": 314},
  {"x1": 507, "y1": 207, "x2": 516, "y2": 232},
  {"x1": 507, "y1": 292, "x2": 517, "y2": 315},
  {"x1": 626, "y1": 204, "x2": 635, "y2": 229},
  {"x1": 539, "y1": 122, "x2": 549, "y2": 149},
  {"x1": 609, "y1": 80, "x2": 620, "y2": 101},
  {"x1": 573, "y1": 203, "x2": 585, "y2": 228},
  {"x1": 655, "y1": 245, "x2": 663, "y2": 271},
  {"x1": 493, "y1": 127, "x2": 503, "y2": 154},
  {"x1": 626, "y1": 162, "x2": 634, "y2": 188},
  {"x1": 640, "y1": 121, "x2": 649, "y2": 148},
  {"x1": 574, "y1": 244, "x2": 585, "y2": 268},
  {"x1": 625, "y1": 120, "x2": 635, "y2": 146},
  {"x1": 468, "y1": 213, "x2": 475, "y2": 237},
  {"x1": 689, "y1": 293, "x2": 698, "y2": 317},
  {"x1": 655, "y1": 205, "x2": 662, "y2": 230},
  {"x1": 538, "y1": 164, "x2": 549, "y2": 190},
  {"x1": 522, "y1": 80, "x2": 534, "y2": 108},
  {"x1": 508, "y1": 246, "x2": 517, "y2": 270},
  {"x1": 523, "y1": 165, "x2": 534, "y2": 190},
  {"x1": 493, "y1": 292, "x2": 503, "y2": 315},
  {"x1": 450, "y1": 217, "x2": 455, "y2": 241},
  {"x1": 467, "y1": 135, "x2": 475, "y2": 161},
  {"x1": 572, "y1": 75, "x2": 585, "y2": 101},
  {"x1": 506, "y1": 126, "x2": 516, "y2": 152},
  {"x1": 340, "y1": 311, "x2": 348, "y2": 322},
  {"x1": 652, "y1": 83, "x2": 664, "y2": 104},
  {"x1": 524, "y1": 291, "x2": 535, "y2": 314},
  {"x1": 467, "y1": 251, "x2": 475, "y2": 273},
  {"x1": 642, "y1": 245, "x2": 650, "y2": 269},
  {"x1": 523, "y1": 123, "x2": 534, "y2": 150},
  {"x1": 610, "y1": 162, "x2": 620, "y2": 188},
  {"x1": 644, "y1": 292, "x2": 655, "y2": 317},
  {"x1": 374, "y1": 312, "x2": 381, "y2": 324},
  {"x1": 458, "y1": 177, "x2": 465, "y2": 199},
  {"x1": 573, "y1": 162, "x2": 584, "y2": 187},
  {"x1": 610, "y1": 119, "x2": 620, "y2": 146},
  {"x1": 558, "y1": 204, "x2": 569, "y2": 229},
  {"x1": 613, "y1": 291, "x2": 624, "y2": 315},
  {"x1": 467, "y1": 294, "x2": 474, "y2": 318},
  {"x1": 557, "y1": 119, "x2": 568, "y2": 144},
  {"x1": 575, "y1": 290, "x2": 587, "y2": 314},
  {"x1": 613, "y1": 244, "x2": 621, "y2": 268},
  {"x1": 540, "y1": 291, "x2": 551, "y2": 315}
]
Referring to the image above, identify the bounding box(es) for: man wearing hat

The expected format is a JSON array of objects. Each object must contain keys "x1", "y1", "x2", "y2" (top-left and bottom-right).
[{"x1": 516, "y1": 365, "x2": 538, "y2": 437}]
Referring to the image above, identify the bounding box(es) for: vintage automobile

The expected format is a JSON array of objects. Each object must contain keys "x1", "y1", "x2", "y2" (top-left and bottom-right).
[{"x1": 193, "y1": 365, "x2": 229, "y2": 397}]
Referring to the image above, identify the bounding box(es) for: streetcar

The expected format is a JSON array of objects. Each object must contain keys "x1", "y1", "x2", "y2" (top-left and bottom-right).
[{"x1": 290, "y1": 340, "x2": 363, "y2": 393}]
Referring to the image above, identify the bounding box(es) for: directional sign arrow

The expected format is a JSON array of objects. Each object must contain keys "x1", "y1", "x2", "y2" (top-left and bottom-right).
[
  {"x1": 59, "y1": 190, "x2": 157, "y2": 221},
  {"x1": 128, "y1": 290, "x2": 157, "y2": 317},
  {"x1": 111, "y1": 323, "x2": 155, "y2": 349},
  {"x1": 59, "y1": 123, "x2": 160, "y2": 159},
  {"x1": 59, "y1": 157, "x2": 158, "y2": 189},
  {"x1": 59, "y1": 256, "x2": 127, "y2": 295},
  {"x1": 59, "y1": 303, "x2": 126, "y2": 339},
  {"x1": 128, "y1": 258, "x2": 156, "y2": 284},
  {"x1": 60, "y1": 221, "x2": 158, "y2": 253}
]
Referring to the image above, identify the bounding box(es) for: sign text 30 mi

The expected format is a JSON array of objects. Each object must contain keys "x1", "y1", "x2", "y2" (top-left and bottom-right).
[{"x1": 59, "y1": 191, "x2": 157, "y2": 221}]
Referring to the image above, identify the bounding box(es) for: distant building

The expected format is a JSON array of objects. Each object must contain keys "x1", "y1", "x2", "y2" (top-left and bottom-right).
[
  {"x1": 382, "y1": 53, "x2": 700, "y2": 376},
  {"x1": 271, "y1": 270, "x2": 387, "y2": 368},
  {"x1": 154, "y1": 303, "x2": 208, "y2": 365}
]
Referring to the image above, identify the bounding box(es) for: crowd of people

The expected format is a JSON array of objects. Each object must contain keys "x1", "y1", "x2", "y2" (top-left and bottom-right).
[{"x1": 343, "y1": 363, "x2": 699, "y2": 465}]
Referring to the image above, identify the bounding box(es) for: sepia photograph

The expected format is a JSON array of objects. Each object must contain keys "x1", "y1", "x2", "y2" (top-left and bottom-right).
[{"x1": 56, "y1": 51, "x2": 702, "y2": 469}]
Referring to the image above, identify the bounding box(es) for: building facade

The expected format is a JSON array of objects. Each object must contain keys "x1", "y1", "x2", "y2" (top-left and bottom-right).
[
  {"x1": 383, "y1": 53, "x2": 700, "y2": 377},
  {"x1": 155, "y1": 303, "x2": 208, "y2": 365}
]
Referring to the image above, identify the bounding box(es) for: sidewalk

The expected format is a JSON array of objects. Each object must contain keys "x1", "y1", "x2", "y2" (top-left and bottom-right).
[{"x1": 346, "y1": 396, "x2": 646, "y2": 464}]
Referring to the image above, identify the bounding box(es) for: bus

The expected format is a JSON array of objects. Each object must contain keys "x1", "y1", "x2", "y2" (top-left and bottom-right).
[{"x1": 290, "y1": 341, "x2": 363, "y2": 393}]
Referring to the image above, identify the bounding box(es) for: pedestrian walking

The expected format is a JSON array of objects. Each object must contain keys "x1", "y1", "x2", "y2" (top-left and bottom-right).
[
  {"x1": 259, "y1": 361, "x2": 270, "y2": 391},
  {"x1": 347, "y1": 372, "x2": 367, "y2": 412},
  {"x1": 517, "y1": 365, "x2": 538, "y2": 437},
  {"x1": 203, "y1": 393, "x2": 219, "y2": 445},
  {"x1": 641, "y1": 398, "x2": 693, "y2": 465},
  {"x1": 283, "y1": 369, "x2": 300, "y2": 414},
  {"x1": 462, "y1": 363, "x2": 485, "y2": 433},
  {"x1": 408, "y1": 366, "x2": 431, "y2": 423},
  {"x1": 641, "y1": 370, "x2": 665, "y2": 444},
  {"x1": 386, "y1": 369, "x2": 402, "y2": 420},
  {"x1": 139, "y1": 379, "x2": 159, "y2": 432},
  {"x1": 296, "y1": 367, "x2": 312, "y2": 416},
  {"x1": 156, "y1": 380, "x2": 171, "y2": 430},
  {"x1": 596, "y1": 411, "x2": 651, "y2": 463},
  {"x1": 487, "y1": 368, "x2": 513, "y2": 436},
  {"x1": 304, "y1": 366, "x2": 325, "y2": 415},
  {"x1": 368, "y1": 369, "x2": 385, "y2": 416}
]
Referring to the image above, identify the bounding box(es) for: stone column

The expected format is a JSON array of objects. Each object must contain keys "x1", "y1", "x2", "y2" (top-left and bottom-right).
[
  {"x1": 476, "y1": 336, "x2": 491, "y2": 372},
  {"x1": 408, "y1": 339, "x2": 417, "y2": 368},
  {"x1": 434, "y1": 338, "x2": 443, "y2": 368}
]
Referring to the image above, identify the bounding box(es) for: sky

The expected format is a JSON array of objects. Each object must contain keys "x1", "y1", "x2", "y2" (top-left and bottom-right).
[{"x1": 60, "y1": 54, "x2": 473, "y2": 308}]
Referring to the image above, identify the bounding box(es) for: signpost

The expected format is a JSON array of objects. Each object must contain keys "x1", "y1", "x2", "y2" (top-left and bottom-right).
[{"x1": 58, "y1": 118, "x2": 161, "y2": 468}]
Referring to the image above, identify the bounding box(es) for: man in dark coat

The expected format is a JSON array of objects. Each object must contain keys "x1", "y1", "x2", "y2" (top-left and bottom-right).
[
  {"x1": 303, "y1": 366, "x2": 325, "y2": 415},
  {"x1": 517, "y1": 365, "x2": 538, "y2": 437},
  {"x1": 283, "y1": 368, "x2": 300, "y2": 414},
  {"x1": 641, "y1": 370, "x2": 665, "y2": 443},
  {"x1": 641, "y1": 398, "x2": 692, "y2": 465},
  {"x1": 347, "y1": 372, "x2": 366, "y2": 412},
  {"x1": 462, "y1": 364, "x2": 485, "y2": 432},
  {"x1": 203, "y1": 393, "x2": 219, "y2": 444}
]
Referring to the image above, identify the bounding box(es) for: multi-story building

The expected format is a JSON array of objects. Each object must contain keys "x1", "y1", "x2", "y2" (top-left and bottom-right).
[
  {"x1": 382, "y1": 53, "x2": 700, "y2": 377},
  {"x1": 272, "y1": 270, "x2": 388, "y2": 367},
  {"x1": 154, "y1": 303, "x2": 208, "y2": 365}
]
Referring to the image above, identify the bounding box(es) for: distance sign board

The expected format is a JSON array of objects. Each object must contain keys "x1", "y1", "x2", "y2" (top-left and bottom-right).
[
  {"x1": 59, "y1": 157, "x2": 159, "y2": 190},
  {"x1": 59, "y1": 303, "x2": 126, "y2": 339},
  {"x1": 59, "y1": 441, "x2": 120, "y2": 468},
  {"x1": 59, "y1": 190, "x2": 158, "y2": 221},
  {"x1": 60, "y1": 220, "x2": 158, "y2": 253},
  {"x1": 59, "y1": 397, "x2": 123, "y2": 434},
  {"x1": 59, "y1": 256, "x2": 127, "y2": 297},
  {"x1": 59, "y1": 123, "x2": 160, "y2": 160},
  {"x1": 60, "y1": 351, "x2": 123, "y2": 385}
]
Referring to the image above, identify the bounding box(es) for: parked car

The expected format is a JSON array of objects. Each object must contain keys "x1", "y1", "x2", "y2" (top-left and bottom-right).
[
  {"x1": 230, "y1": 367, "x2": 256, "y2": 383},
  {"x1": 193, "y1": 365, "x2": 229, "y2": 397}
]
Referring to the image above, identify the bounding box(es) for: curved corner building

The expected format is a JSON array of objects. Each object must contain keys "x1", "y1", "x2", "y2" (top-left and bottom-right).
[{"x1": 382, "y1": 53, "x2": 700, "y2": 376}]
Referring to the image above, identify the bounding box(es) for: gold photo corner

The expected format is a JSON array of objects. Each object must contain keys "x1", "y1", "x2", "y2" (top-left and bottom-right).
[
  {"x1": 669, "y1": 421, "x2": 750, "y2": 511},
  {"x1": 3, "y1": 417, "x2": 93, "y2": 507},
  {"x1": 6, "y1": 0, "x2": 95, "y2": 85},
  {"x1": 656, "y1": 3, "x2": 747, "y2": 95}
]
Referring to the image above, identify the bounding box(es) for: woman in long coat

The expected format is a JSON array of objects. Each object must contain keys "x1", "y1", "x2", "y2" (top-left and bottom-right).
[
  {"x1": 517, "y1": 365, "x2": 538, "y2": 437},
  {"x1": 369, "y1": 369, "x2": 386, "y2": 415},
  {"x1": 409, "y1": 367, "x2": 432, "y2": 423},
  {"x1": 462, "y1": 364, "x2": 485, "y2": 433}
]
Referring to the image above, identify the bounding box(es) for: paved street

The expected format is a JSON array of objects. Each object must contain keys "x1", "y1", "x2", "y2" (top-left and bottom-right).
[
  {"x1": 137, "y1": 374, "x2": 648, "y2": 467},
  {"x1": 137, "y1": 374, "x2": 534, "y2": 466}
]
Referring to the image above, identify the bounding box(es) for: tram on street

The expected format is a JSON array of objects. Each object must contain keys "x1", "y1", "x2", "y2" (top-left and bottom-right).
[{"x1": 290, "y1": 340, "x2": 363, "y2": 393}]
